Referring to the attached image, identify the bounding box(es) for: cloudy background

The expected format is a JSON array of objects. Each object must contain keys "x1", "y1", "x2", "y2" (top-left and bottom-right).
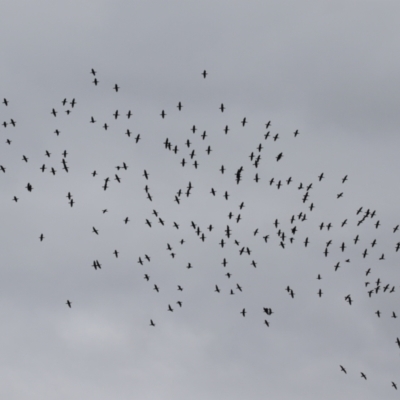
[{"x1": 1, "y1": 1, "x2": 400, "y2": 399}]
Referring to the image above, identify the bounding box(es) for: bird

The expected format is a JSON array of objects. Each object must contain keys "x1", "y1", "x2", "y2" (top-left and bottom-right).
[
  {"x1": 66, "y1": 300, "x2": 72, "y2": 308},
  {"x1": 92, "y1": 260, "x2": 101, "y2": 270}
]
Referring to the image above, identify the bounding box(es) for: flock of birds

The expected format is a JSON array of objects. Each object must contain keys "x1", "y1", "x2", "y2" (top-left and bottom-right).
[{"x1": 1, "y1": 69, "x2": 399, "y2": 394}]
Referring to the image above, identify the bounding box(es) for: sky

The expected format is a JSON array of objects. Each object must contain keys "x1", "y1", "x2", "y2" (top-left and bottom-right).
[{"x1": 1, "y1": 1, "x2": 400, "y2": 399}]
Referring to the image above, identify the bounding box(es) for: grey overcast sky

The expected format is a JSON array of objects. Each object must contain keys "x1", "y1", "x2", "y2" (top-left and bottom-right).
[{"x1": 1, "y1": 2, "x2": 400, "y2": 399}]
